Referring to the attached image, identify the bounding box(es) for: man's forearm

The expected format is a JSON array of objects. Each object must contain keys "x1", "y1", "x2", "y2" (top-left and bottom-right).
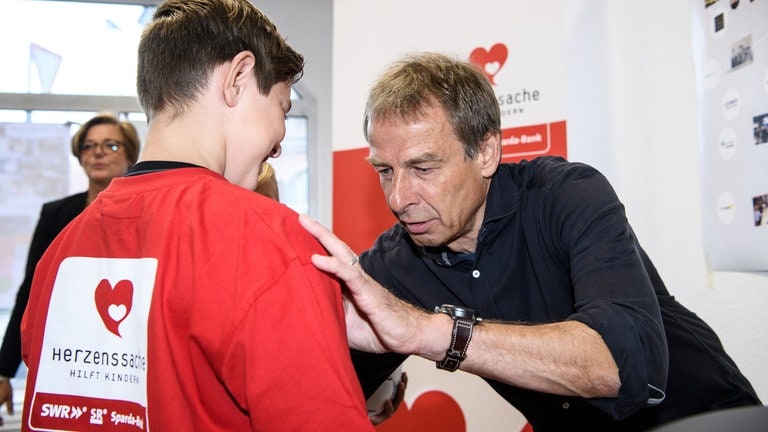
[{"x1": 452, "y1": 320, "x2": 620, "y2": 398}]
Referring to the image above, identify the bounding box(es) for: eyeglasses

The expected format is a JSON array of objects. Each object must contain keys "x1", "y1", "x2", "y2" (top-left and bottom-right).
[{"x1": 80, "y1": 140, "x2": 123, "y2": 154}]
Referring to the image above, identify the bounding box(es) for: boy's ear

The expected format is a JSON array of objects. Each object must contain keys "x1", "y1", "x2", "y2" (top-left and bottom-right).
[{"x1": 224, "y1": 51, "x2": 256, "y2": 107}]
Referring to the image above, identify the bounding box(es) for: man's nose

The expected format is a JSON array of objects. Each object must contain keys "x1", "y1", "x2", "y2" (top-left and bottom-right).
[{"x1": 388, "y1": 172, "x2": 414, "y2": 213}]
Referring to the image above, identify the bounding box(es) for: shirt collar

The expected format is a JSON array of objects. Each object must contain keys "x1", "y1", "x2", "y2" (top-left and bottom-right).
[
  {"x1": 421, "y1": 246, "x2": 476, "y2": 268},
  {"x1": 416, "y1": 164, "x2": 520, "y2": 267},
  {"x1": 483, "y1": 163, "x2": 519, "y2": 224}
]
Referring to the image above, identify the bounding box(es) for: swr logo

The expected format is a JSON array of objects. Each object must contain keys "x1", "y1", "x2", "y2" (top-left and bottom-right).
[{"x1": 40, "y1": 404, "x2": 85, "y2": 419}]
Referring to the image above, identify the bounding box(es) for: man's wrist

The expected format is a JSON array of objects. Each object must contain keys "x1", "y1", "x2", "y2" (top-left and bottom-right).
[
  {"x1": 433, "y1": 305, "x2": 482, "y2": 371},
  {"x1": 422, "y1": 312, "x2": 454, "y2": 362}
]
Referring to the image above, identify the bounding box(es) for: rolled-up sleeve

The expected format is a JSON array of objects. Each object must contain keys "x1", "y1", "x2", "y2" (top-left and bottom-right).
[{"x1": 545, "y1": 162, "x2": 668, "y2": 419}]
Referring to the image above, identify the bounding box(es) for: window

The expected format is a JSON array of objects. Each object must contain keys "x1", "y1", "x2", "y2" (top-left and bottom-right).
[
  {"x1": 0, "y1": 0, "x2": 312, "y2": 214},
  {"x1": 0, "y1": 0, "x2": 150, "y2": 96}
]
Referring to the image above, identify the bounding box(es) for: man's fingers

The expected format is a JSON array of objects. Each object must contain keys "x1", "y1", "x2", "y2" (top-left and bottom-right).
[
  {"x1": 300, "y1": 214, "x2": 360, "y2": 273},
  {"x1": 299, "y1": 214, "x2": 345, "y2": 254}
]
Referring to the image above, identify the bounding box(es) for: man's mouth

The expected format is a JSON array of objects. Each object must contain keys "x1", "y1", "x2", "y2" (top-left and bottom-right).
[{"x1": 401, "y1": 219, "x2": 432, "y2": 235}]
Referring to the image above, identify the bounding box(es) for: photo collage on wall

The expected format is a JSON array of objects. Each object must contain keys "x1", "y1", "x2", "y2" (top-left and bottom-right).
[{"x1": 694, "y1": 0, "x2": 768, "y2": 270}]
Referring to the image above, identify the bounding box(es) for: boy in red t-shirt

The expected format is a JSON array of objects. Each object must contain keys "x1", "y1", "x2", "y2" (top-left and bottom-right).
[{"x1": 20, "y1": 1, "x2": 373, "y2": 431}]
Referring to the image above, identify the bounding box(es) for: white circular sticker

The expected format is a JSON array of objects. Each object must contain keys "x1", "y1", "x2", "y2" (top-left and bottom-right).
[
  {"x1": 718, "y1": 128, "x2": 737, "y2": 160},
  {"x1": 716, "y1": 192, "x2": 736, "y2": 224},
  {"x1": 721, "y1": 88, "x2": 740, "y2": 121},
  {"x1": 704, "y1": 59, "x2": 721, "y2": 90}
]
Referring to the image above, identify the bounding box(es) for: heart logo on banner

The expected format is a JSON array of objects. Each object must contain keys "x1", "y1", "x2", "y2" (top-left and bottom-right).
[
  {"x1": 373, "y1": 389, "x2": 534, "y2": 432},
  {"x1": 94, "y1": 279, "x2": 134, "y2": 337},
  {"x1": 374, "y1": 390, "x2": 466, "y2": 432},
  {"x1": 469, "y1": 43, "x2": 508, "y2": 85}
]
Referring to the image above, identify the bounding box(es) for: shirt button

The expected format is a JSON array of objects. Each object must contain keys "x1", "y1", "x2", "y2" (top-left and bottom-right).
[
  {"x1": 562, "y1": 402, "x2": 570, "y2": 410},
  {"x1": 472, "y1": 269, "x2": 480, "y2": 278}
]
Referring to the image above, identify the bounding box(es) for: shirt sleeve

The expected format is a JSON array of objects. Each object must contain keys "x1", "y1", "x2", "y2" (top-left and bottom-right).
[{"x1": 541, "y1": 161, "x2": 668, "y2": 420}]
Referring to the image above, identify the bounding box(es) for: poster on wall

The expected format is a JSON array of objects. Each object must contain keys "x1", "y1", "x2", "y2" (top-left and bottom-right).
[
  {"x1": 470, "y1": 43, "x2": 567, "y2": 164},
  {"x1": 0, "y1": 123, "x2": 71, "y2": 309},
  {"x1": 692, "y1": 0, "x2": 768, "y2": 271}
]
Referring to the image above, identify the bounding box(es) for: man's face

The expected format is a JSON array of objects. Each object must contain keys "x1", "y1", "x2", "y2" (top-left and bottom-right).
[{"x1": 366, "y1": 103, "x2": 497, "y2": 253}]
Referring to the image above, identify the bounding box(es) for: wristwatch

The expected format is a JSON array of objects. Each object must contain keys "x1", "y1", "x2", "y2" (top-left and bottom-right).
[{"x1": 434, "y1": 304, "x2": 482, "y2": 371}]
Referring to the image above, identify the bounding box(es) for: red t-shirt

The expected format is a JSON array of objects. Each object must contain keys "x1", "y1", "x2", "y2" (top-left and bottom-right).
[{"x1": 21, "y1": 167, "x2": 373, "y2": 431}]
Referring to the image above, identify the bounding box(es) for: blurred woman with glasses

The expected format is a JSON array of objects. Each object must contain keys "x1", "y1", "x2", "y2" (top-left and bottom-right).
[
  {"x1": 72, "y1": 113, "x2": 141, "y2": 205},
  {"x1": 0, "y1": 113, "x2": 140, "y2": 424}
]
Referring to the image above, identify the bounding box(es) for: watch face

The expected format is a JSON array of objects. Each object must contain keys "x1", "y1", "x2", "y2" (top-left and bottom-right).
[{"x1": 440, "y1": 304, "x2": 478, "y2": 320}]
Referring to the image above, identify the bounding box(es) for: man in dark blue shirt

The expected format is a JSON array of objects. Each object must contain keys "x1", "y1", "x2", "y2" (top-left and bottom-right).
[{"x1": 299, "y1": 52, "x2": 760, "y2": 431}]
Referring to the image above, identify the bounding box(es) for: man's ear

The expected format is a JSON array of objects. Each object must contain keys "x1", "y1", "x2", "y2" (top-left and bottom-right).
[
  {"x1": 479, "y1": 131, "x2": 502, "y2": 177},
  {"x1": 223, "y1": 51, "x2": 256, "y2": 107}
]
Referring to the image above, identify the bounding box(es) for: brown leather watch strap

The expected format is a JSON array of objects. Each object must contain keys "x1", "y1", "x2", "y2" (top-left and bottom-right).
[{"x1": 435, "y1": 305, "x2": 480, "y2": 371}]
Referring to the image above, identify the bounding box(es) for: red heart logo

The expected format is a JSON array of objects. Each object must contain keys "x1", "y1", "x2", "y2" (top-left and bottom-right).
[
  {"x1": 374, "y1": 389, "x2": 534, "y2": 432},
  {"x1": 374, "y1": 390, "x2": 466, "y2": 432},
  {"x1": 94, "y1": 279, "x2": 134, "y2": 337},
  {"x1": 469, "y1": 43, "x2": 508, "y2": 85}
]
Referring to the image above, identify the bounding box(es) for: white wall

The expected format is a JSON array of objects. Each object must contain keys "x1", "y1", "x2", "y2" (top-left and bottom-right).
[{"x1": 565, "y1": 0, "x2": 768, "y2": 403}]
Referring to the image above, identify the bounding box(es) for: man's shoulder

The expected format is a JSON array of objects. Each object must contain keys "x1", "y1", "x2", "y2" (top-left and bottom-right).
[
  {"x1": 367, "y1": 223, "x2": 409, "y2": 251},
  {"x1": 360, "y1": 224, "x2": 418, "y2": 271},
  {"x1": 501, "y1": 156, "x2": 602, "y2": 189}
]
